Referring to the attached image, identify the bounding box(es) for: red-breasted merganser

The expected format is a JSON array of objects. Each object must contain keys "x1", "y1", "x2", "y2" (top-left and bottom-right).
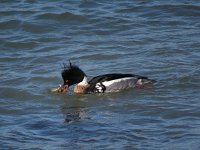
[{"x1": 52, "y1": 63, "x2": 155, "y2": 94}]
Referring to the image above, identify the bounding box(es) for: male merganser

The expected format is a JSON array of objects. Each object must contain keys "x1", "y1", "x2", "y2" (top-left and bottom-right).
[{"x1": 52, "y1": 63, "x2": 155, "y2": 94}]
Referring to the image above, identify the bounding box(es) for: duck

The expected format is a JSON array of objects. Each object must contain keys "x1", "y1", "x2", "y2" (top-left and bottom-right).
[{"x1": 51, "y1": 62, "x2": 155, "y2": 94}]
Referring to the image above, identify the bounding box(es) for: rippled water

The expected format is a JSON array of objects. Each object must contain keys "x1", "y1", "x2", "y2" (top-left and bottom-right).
[{"x1": 0, "y1": 0, "x2": 200, "y2": 149}]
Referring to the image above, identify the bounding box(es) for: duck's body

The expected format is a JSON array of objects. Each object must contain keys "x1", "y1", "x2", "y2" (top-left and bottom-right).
[
  {"x1": 78, "y1": 74, "x2": 152, "y2": 94},
  {"x1": 52, "y1": 63, "x2": 155, "y2": 94}
]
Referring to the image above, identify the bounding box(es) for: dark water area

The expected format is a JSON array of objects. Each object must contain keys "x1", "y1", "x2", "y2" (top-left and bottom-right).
[{"x1": 0, "y1": 0, "x2": 200, "y2": 149}]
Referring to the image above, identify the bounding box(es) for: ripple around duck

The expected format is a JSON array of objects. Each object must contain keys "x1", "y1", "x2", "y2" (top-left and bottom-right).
[
  {"x1": 152, "y1": 4, "x2": 200, "y2": 16},
  {"x1": 21, "y1": 22, "x2": 56, "y2": 34},
  {"x1": 0, "y1": 10, "x2": 38, "y2": 17},
  {"x1": 0, "y1": 20, "x2": 21, "y2": 29},
  {"x1": 0, "y1": 87, "x2": 39, "y2": 101},
  {"x1": 78, "y1": 53, "x2": 122, "y2": 60},
  {"x1": 4, "y1": 40, "x2": 39, "y2": 49},
  {"x1": 36, "y1": 12, "x2": 87, "y2": 22}
]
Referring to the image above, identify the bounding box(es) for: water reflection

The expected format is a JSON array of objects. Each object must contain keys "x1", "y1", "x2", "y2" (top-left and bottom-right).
[
  {"x1": 62, "y1": 107, "x2": 90, "y2": 123},
  {"x1": 60, "y1": 95, "x2": 91, "y2": 123}
]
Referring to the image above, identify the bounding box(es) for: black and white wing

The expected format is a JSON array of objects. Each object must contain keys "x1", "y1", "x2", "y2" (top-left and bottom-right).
[{"x1": 87, "y1": 74, "x2": 154, "y2": 93}]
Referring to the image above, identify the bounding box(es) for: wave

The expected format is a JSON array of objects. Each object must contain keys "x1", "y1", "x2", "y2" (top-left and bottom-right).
[{"x1": 36, "y1": 12, "x2": 87, "y2": 22}]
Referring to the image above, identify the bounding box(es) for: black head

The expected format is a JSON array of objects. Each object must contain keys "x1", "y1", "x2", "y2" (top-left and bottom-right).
[{"x1": 61, "y1": 62, "x2": 86, "y2": 87}]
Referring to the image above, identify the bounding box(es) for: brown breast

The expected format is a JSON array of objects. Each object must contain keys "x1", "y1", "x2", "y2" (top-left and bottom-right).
[{"x1": 74, "y1": 85, "x2": 88, "y2": 94}]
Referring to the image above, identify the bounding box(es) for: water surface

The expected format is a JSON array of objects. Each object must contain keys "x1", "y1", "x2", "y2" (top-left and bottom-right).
[{"x1": 0, "y1": 0, "x2": 200, "y2": 149}]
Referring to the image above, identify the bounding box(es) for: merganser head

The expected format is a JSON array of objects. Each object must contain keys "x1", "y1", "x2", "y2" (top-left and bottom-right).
[
  {"x1": 62, "y1": 62, "x2": 86, "y2": 86},
  {"x1": 52, "y1": 62, "x2": 86, "y2": 93}
]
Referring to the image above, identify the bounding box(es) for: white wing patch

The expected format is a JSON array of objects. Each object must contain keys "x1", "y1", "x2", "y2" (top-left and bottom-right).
[{"x1": 95, "y1": 83, "x2": 104, "y2": 93}]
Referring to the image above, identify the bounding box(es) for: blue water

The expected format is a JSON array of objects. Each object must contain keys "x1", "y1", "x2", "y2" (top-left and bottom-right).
[{"x1": 0, "y1": 0, "x2": 200, "y2": 149}]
